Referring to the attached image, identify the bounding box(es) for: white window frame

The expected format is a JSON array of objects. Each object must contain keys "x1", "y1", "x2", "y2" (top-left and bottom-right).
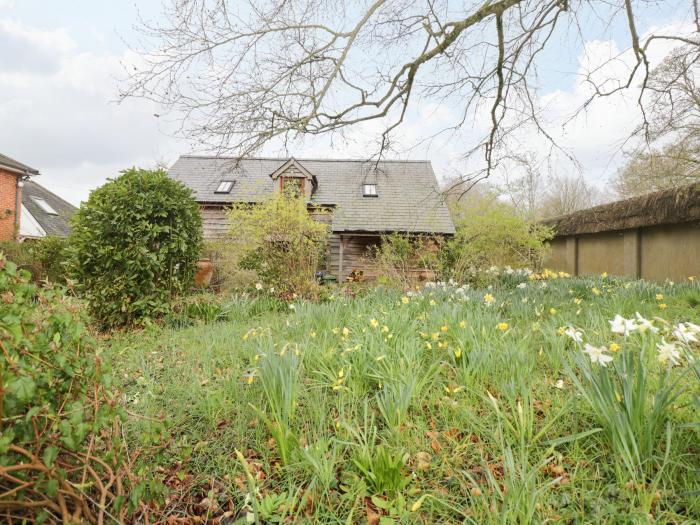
[
  {"x1": 31, "y1": 197, "x2": 58, "y2": 215},
  {"x1": 362, "y1": 183, "x2": 378, "y2": 197},
  {"x1": 215, "y1": 180, "x2": 234, "y2": 193}
]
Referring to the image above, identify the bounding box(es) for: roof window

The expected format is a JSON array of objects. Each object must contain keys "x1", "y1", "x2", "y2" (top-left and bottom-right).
[
  {"x1": 362, "y1": 183, "x2": 378, "y2": 197},
  {"x1": 215, "y1": 180, "x2": 234, "y2": 193},
  {"x1": 31, "y1": 197, "x2": 58, "y2": 215}
]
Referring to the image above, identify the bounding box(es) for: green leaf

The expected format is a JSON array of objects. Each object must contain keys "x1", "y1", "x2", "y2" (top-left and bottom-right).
[
  {"x1": 8, "y1": 375, "x2": 36, "y2": 402},
  {"x1": 43, "y1": 445, "x2": 59, "y2": 468}
]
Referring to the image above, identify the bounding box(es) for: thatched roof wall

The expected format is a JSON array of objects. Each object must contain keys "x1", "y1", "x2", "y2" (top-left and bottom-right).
[{"x1": 543, "y1": 183, "x2": 700, "y2": 237}]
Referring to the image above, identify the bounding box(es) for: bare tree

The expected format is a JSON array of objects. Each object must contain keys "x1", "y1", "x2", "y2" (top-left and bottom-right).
[
  {"x1": 615, "y1": 141, "x2": 700, "y2": 197},
  {"x1": 121, "y1": 0, "x2": 700, "y2": 187},
  {"x1": 539, "y1": 175, "x2": 608, "y2": 218},
  {"x1": 614, "y1": 42, "x2": 700, "y2": 197}
]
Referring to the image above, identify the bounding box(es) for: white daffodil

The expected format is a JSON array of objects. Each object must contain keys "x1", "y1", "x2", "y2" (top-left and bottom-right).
[
  {"x1": 656, "y1": 338, "x2": 681, "y2": 366},
  {"x1": 517, "y1": 282, "x2": 527, "y2": 289},
  {"x1": 564, "y1": 327, "x2": 583, "y2": 343},
  {"x1": 673, "y1": 323, "x2": 699, "y2": 344},
  {"x1": 685, "y1": 322, "x2": 700, "y2": 336},
  {"x1": 555, "y1": 379, "x2": 565, "y2": 389},
  {"x1": 255, "y1": 282, "x2": 263, "y2": 290},
  {"x1": 609, "y1": 315, "x2": 637, "y2": 337},
  {"x1": 634, "y1": 312, "x2": 658, "y2": 333},
  {"x1": 582, "y1": 344, "x2": 614, "y2": 366}
]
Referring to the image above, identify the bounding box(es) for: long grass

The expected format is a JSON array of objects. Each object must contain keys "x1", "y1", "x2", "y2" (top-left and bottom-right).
[{"x1": 106, "y1": 272, "x2": 700, "y2": 523}]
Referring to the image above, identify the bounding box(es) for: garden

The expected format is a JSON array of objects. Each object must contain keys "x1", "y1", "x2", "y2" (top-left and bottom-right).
[{"x1": 1, "y1": 169, "x2": 699, "y2": 523}]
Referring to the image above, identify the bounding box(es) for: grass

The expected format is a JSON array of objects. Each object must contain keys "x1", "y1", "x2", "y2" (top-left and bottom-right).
[{"x1": 105, "y1": 271, "x2": 700, "y2": 523}]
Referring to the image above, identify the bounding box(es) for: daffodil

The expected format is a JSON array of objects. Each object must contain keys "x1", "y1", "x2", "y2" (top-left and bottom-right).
[
  {"x1": 634, "y1": 312, "x2": 658, "y2": 333},
  {"x1": 454, "y1": 349, "x2": 462, "y2": 359},
  {"x1": 484, "y1": 293, "x2": 495, "y2": 305},
  {"x1": 440, "y1": 324, "x2": 449, "y2": 332},
  {"x1": 609, "y1": 315, "x2": 637, "y2": 337},
  {"x1": 655, "y1": 293, "x2": 664, "y2": 301},
  {"x1": 431, "y1": 332, "x2": 440, "y2": 341},
  {"x1": 497, "y1": 322, "x2": 509, "y2": 331},
  {"x1": 591, "y1": 287, "x2": 601, "y2": 296},
  {"x1": 609, "y1": 342, "x2": 621, "y2": 353},
  {"x1": 658, "y1": 303, "x2": 668, "y2": 310},
  {"x1": 573, "y1": 298, "x2": 582, "y2": 305},
  {"x1": 401, "y1": 296, "x2": 410, "y2": 304},
  {"x1": 459, "y1": 320, "x2": 466, "y2": 328},
  {"x1": 564, "y1": 327, "x2": 583, "y2": 343},
  {"x1": 582, "y1": 344, "x2": 613, "y2": 366},
  {"x1": 309, "y1": 330, "x2": 317, "y2": 338},
  {"x1": 342, "y1": 327, "x2": 350, "y2": 337},
  {"x1": 656, "y1": 338, "x2": 680, "y2": 366},
  {"x1": 370, "y1": 318, "x2": 379, "y2": 328},
  {"x1": 549, "y1": 308, "x2": 557, "y2": 315},
  {"x1": 673, "y1": 322, "x2": 699, "y2": 344}
]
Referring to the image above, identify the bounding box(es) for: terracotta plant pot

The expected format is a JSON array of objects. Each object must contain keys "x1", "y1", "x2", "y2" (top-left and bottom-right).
[{"x1": 194, "y1": 258, "x2": 214, "y2": 289}]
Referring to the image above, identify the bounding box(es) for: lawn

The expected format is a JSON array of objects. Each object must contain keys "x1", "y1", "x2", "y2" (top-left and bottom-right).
[{"x1": 106, "y1": 270, "x2": 700, "y2": 524}]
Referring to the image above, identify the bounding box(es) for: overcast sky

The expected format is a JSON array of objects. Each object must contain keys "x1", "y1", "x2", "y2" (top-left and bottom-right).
[{"x1": 0, "y1": 1, "x2": 694, "y2": 205}]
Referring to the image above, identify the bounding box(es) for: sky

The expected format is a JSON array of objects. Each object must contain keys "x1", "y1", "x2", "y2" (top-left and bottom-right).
[{"x1": 0, "y1": 0, "x2": 695, "y2": 205}]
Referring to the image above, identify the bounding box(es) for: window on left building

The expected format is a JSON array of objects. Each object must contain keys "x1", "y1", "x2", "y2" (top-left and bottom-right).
[{"x1": 31, "y1": 197, "x2": 58, "y2": 215}]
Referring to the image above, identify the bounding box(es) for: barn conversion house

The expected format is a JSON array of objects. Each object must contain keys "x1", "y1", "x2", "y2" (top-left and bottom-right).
[{"x1": 169, "y1": 156, "x2": 455, "y2": 281}]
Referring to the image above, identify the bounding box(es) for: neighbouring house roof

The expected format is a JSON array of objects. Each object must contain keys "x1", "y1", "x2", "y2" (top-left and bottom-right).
[
  {"x1": 169, "y1": 156, "x2": 455, "y2": 234},
  {"x1": 20, "y1": 180, "x2": 77, "y2": 238},
  {"x1": 543, "y1": 182, "x2": 700, "y2": 236},
  {"x1": 0, "y1": 153, "x2": 40, "y2": 176}
]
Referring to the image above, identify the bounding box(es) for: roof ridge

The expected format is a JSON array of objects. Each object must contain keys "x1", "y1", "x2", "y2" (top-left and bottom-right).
[{"x1": 178, "y1": 155, "x2": 432, "y2": 164}]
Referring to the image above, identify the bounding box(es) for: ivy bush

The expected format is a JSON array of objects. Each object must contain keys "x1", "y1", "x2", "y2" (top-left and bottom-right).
[
  {"x1": 0, "y1": 255, "x2": 156, "y2": 522},
  {"x1": 69, "y1": 168, "x2": 203, "y2": 328}
]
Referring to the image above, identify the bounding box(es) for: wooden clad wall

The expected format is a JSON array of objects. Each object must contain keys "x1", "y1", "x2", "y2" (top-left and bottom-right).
[
  {"x1": 201, "y1": 205, "x2": 230, "y2": 239},
  {"x1": 328, "y1": 234, "x2": 382, "y2": 281}
]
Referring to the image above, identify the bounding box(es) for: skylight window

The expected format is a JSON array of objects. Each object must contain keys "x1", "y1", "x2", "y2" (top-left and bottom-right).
[
  {"x1": 362, "y1": 184, "x2": 378, "y2": 197},
  {"x1": 215, "y1": 180, "x2": 234, "y2": 193},
  {"x1": 31, "y1": 197, "x2": 57, "y2": 215}
]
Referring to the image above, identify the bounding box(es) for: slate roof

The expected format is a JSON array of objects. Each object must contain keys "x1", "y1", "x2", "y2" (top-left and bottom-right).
[
  {"x1": 22, "y1": 180, "x2": 77, "y2": 237},
  {"x1": 0, "y1": 153, "x2": 40, "y2": 175},
  {"x1": 169, "y1": 156, "x2": 455, "y2": 234}
]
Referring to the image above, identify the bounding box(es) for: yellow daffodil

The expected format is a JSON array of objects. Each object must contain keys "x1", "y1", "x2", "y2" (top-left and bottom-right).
[
  {"x1": 440, "y1": 324, "x2": 449, "y2": 332},
  {"x1": 342, "y1": 327, "x2": 350, "y2": 337},
  {"x1": 573, "y1": 298, "x2": 582, "y2": 305},
  {"x1": 601, "y1": 272, "x2": 608, "y2": 278},
  {"x1": 246, "y1": 376, "x2": 255, "y2": 385},
  {"x1": 429, "y1": 299, "x2": 436, "y2": 306},
  {"x1": 454, "y1": 349, "x2": 462, "y2": 359},
  {"x1": 419, "y1": 331, "x2": 428, "y2": 339},
  {"x1": 609, "y1": 343, "x2": 621, "y2": 353},
  {"x1": 549, "y1": 308, "x2": 557, "y2": 315},
  {"x1": 658, "y1": 303, "x2": 668, "y2": 310},
  {"x1": 370, "y1": 318, "x2": 379, "y2": 328},
  {"x1": 381, "y1": 325, "x2": 389, "y2": 333},
  {"x1": 401, "y1": 296, "x2": 410, "y2": 304},
  {"x1": 591, "y1": 287, "x2": 601, "y2": 296},
  {"x1": 484, "y1": 293, "x2": 495, "y2": 304},
  {"x1": 459, "y1": 320, "x2": 466, "y2": 328},
  {"x1": 497, "y1": 322, "x2": 509, "y2": 331},
  {"x1": 425, "y1": 342, "x2": 432, "y2": 350},
  {"x1": 655, "y1": 293, "x2": 664, "y2": 301},
  {"x1": 310, "y1": 331, "x2": 316, "y2": 338},
  {"x1": 431, "y1": 332, "x2": 440, "y2": 341}
]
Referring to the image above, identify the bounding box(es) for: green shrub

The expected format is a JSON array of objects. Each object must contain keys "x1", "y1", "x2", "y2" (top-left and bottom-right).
[
  {"x1": 369, "y1": 233, "x2": 442, "y2": 287},
  {"x1": 220, "y1": 194, "x2": 330, "y2": 298},
  {"x1": 167, "y1": 292, "x2": 231, "y2": 327},
  {"x1": 0, "y1": 255, "x2": 152, "y2": 521},
  {"x1": 69, "y1": 168, "x2": 203, "y2": 328},
  {"x1": 443, "y1": 194, "x2": 552, "y2": 284},
  {"x1": 0, "y1": 237, "x2": 70, "y2": 283}
]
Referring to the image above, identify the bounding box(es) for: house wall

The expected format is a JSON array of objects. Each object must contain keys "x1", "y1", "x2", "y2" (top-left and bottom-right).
[
  {"x1": 328, "y1": 234, "x2": 382, "y2": 281},
  {"x1": 0, "y1": 169, "x2": 19, "y2": 241},
  {"x1": 544, "y1": 221, "x2": 700, "y2": 281}
]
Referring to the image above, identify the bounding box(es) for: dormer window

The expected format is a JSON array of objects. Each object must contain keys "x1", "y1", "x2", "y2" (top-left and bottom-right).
[
  {"x1": 363, "y1": 184, "x2": 378, "y2": 197},
  {"x1": 31, "y1": 197, "x2": 58, "y2": 215},
  {"x1": 215, "y1": 180, "x2": 234, "y2": 193}
]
